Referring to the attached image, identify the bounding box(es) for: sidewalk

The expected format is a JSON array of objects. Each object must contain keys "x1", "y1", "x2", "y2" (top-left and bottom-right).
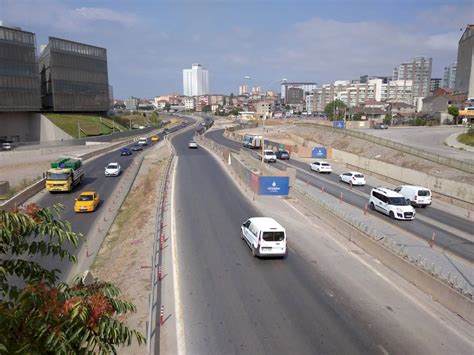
[{"x1": 445, "y1": 131, "x2": 474, "y2": 153}]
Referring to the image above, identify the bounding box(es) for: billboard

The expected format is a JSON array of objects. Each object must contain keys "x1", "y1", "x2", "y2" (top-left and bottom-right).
[
  {"x1": 258, "y1": 176, "x2": 289, "y2": 196},
  {"x1": 333, "y1": 120, "x2": 345, "y2": 129},
  {"x1": 311, "y1": 147, "x2": 327, "y2": 158}
]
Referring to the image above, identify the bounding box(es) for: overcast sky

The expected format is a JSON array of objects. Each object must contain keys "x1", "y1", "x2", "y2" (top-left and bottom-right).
[{"x1": 1, "y1": 0, "x2": 472, "y2": 99}]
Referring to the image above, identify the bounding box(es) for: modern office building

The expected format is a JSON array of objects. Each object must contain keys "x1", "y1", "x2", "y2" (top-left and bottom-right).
[
  {"x1": 455, "y1": 25, "x2": 474, "y2": 100},
  {"x1": 430, "y1": 78, "x2": 442, "y2": 92},
  {"x1": 443, "y1": 62, "x2": 457, "y2": 89},
  {"x1": 239, "y1": 84, "x2": 249, "y2": 95},
  {"x1": 0, "y1": 25, "x2": 41, "y2": 111},
  {"x1": 393, "y1": 56, "x2": 432, "y2": 99},
  {"x1": 38, "y1": 37, "x2": 110, "y2": 112},
  {"x1": 281, "y1": 82, "x2": 317, "y2": 102},
  {"x1": 124, "y1": 96, "x2": 139, "y2": 111},
  {"x1": 183, "y1": 63, "x2": 209, "y2": 96}
]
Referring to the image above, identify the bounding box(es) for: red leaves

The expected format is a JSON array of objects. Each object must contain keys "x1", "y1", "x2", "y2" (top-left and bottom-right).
[{"x1": 86, "y1": 292, "x2": 113, "y2": 329}]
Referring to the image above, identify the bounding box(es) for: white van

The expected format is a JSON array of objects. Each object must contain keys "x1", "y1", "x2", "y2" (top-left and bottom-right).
[
  {"x1": 241, "y1": 217, "x2": 287, "y2": 258},
  {"x1": 138, "y1": 137, "x2": 148, "y2": 146},
  {"x1": 369, "y1": 187, "x2": 415, "y2": 220},
  {"x1": 393, "y1": 185, "x2": 432, "y2": 208}
]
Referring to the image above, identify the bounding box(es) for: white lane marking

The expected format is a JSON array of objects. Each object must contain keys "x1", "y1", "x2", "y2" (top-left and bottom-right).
[
  {"x1": 171, "y1": 157, "x2": 186, "y2": 355},
  {"x1": 285, "y1": 198, "x2": 474, "y2": 347},
  {"x1": 378, "y1": 344, "x2": 390, "y2": 355}
]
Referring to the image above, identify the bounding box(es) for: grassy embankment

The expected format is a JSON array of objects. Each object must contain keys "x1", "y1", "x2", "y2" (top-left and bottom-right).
[
  {"x1": 457, "y1": 128, "x2": 474, "y2": 147},
  {"x1": 46, "y1": 114, "x2": 130, "y2": 138}
]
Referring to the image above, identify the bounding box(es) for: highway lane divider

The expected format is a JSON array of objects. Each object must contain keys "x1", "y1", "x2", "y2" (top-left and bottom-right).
[{"x1": 197, "y1": 132, "x2": 474, "y2": 325}]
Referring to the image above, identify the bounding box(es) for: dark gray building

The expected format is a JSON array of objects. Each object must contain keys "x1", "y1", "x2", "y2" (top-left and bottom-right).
[
  {"x1": 0, "y1": 25, "x2": 41, "y2": 111},
  {"x1": 286, "y1": 87, "x2": 304, "y2": 104},
  {"x1": 455, "y1": 25, "x2": 474, "y2": 100},
  {"x1": 38, "y1": 37, "x2": 110, "y2": 112}
]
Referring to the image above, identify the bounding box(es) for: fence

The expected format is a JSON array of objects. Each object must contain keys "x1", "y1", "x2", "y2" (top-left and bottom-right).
[{"x1": 295, "y1": 122, "x2": 474, "y2": 174}]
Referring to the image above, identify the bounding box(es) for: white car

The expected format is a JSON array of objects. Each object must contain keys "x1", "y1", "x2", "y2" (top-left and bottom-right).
[
  {"x1": 188, "y1": 141, "x2": 198, "y2": 149},
  {"x1": 339, "y1": 171, "x2": 366, "y2": 186},
  {"x1": 310, "y1": 161, "x2": 332, "y2": 173},
  {"x1": 105, "y1": 162, "x2": 121, "y2": 176},
  {"x1": 260, "y1": 149, "x2": 277, "y2": 163}
]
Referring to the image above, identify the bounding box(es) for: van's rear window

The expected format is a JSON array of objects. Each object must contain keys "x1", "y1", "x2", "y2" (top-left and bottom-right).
[
  {"x1": 263, "y1": 232, "x2": 285, "y2": 241},
  {"x1": 418, "y1": 190, "x2": 430, "y2": 196}
]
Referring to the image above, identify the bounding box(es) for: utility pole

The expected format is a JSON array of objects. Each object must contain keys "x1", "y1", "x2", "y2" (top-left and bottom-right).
[{"x1": 78, "y1": 122, "x2": 80, "y2": 139}]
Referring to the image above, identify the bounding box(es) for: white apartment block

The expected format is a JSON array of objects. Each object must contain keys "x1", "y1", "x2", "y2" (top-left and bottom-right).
[
  {"x1": 392, "y1": 56, "x2": 432, "y2": 99},
  {"x1": 443, "y1": 62, "x2": 457, "y2": 89},
  {"x1": 239, "y1": 85, "x2": 249, "y2": 95},
  {"x1": 183, "y1": 63, "x2": 209, "y2": 96},
  {"x1": 311, "y1": 79, "x2": 413, "y2": 112},
  {"x1": 184, "y1": 97, "x2": 195, "y2": 110}
]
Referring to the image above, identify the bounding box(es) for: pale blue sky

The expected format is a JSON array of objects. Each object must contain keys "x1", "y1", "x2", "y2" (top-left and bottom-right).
[{"x1": 1, "y1": 0, "x2": 472, "y2": 98}]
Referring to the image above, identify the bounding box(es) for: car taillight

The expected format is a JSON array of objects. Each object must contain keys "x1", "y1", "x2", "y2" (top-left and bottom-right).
[{"x1": 414, "y1": 196, "x2": 417, "y2": 200}]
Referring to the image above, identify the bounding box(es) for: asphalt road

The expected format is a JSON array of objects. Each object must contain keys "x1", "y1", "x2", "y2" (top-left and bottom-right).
[
  {"x1": 172, "y1": 129, "x2": 384, "y2": 354},
  {"x1": 206, "y1": 129, "x2": 474, "y2": 263},
  {"x1": 30, "y1": 120, "x2": 192, "y2": 280}
]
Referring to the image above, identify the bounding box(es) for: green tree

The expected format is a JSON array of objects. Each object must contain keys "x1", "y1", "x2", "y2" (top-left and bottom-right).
[
  {"x1": 202, "y1": 105, "x2": 212, "y2": 113},
  {"x1": 150, "y1": 112, "x2": 160, "y2": 125},
  {"x1": 324, "y1": 100, "x2": 347, "y2": 121},
  {"x1": 164, "y1": 103, "x2": 171, "y2": 112},
  {"x1": 383, "y1": 113, "x2": 392, "y2": 125},
  {"x1": 0, "y1": 204, "x2": 145, "y2": 353},
  {"x1": 448, "y1": 106, "x2": 459, "y2": 123},
  {"x1": 351, "y1": 112, "x2": 364, "y2": 121}
]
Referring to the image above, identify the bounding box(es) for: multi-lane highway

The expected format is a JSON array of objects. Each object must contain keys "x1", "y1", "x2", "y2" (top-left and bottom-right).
[
  {"x1": 206, "y1": 128, "x2": 474, "y2": 263},
  {"x1": 169, "y1": 126, "x2": 473, "y2": 354},
  {"x1": 29, "y1": 119, "x2": 191, "y2": 280}
]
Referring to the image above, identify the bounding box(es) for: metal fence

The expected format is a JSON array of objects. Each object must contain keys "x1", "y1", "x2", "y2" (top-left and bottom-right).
[{"x1": 295, "y1": 122, "x2": 474, "y2": 174}]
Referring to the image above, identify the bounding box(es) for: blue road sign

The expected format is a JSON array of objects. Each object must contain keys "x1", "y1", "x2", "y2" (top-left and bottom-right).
[
  {"x1": 312, "y1": 147, "x2": 327, "y2": 158},
  {"x1": 259, "y1": 176, "x2": 290, "y2": 196},
  {"x1": 333, "y1": 120, "x2": 345, "y2": 129}
]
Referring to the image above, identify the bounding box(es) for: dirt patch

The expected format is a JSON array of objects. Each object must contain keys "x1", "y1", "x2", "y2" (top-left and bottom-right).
[{"x1": 90, "y1": 144, "x2": 171, "y2": 354}]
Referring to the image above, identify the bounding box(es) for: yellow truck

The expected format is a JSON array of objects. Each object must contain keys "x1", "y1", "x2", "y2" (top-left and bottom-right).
[{"x1": 46, "y1": 158, "x2": 84, "y2": 192}]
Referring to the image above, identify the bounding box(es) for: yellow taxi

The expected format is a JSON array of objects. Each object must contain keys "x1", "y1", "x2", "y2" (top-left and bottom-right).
[
  {"x1": 74, "y1": 191, "x2": 100, "y2": 213},
  {"x1": 151, "y1": 135, "x2": 160, "y2": 142}
]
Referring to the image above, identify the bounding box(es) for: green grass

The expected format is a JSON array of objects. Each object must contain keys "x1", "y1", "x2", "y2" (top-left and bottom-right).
[
  {"x1": 457, "y1": 129, "x2": 474, "y2": 146},
  {"x1": 45, "y1": 114, "x2": 128, "y2": 138}
]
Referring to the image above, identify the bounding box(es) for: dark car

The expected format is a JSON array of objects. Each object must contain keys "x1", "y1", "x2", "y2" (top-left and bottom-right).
[
  {"x1": 163, "y1": 128, "x2": 170, "y2": 134},
  {"x1": 275, "y1": 150, "x2": 290, "y2": 160},
  {"x1": 181, "y1": 122, "x2": 186, "y2": 127},
  {"x1": 120, "y1": 147, "x2": 132, "y2": 156},
  {"x1": 132, "y1": 144, "x2": 143, "y2": 151},
  {"x1": 374, "y1": 123, "x2": 388, "y2": 129}
]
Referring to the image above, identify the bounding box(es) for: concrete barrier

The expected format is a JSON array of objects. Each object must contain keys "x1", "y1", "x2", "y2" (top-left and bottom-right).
[{"x1": 292, "y1": 185, "x2": 474, "y2": 324}]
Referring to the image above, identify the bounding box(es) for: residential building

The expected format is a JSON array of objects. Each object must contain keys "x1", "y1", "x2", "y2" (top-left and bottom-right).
[
  {"x1": 183, "y1": 63, "x2": 209, "y2": 96},
  {"x1": 286, "y1": 87, "x2": 304, "y2": 105},
  {"x1": 124, "y1": 97, "x2": 139, "y2": 111},
  {"x1": 455, "y1": 25, "x2": 474, "y2": 100},
  {"x1": 311, "y1": 79, "x2": 413, "y2": 112},
  {"x1": 38, "y1": 37, "x2": 109, "y2": 112},
  {"x1": 430, "y1": 78, "x2": 442, "y2": 92},
  {"x1": 393, "y1": 56, "x2": 432, "y2": 100},
  {"x1": 183, "y1": 97, "x2": 195, "y2": 110},
  {"x1": 281, "y1": 82, "x2": 317, "y2": 102},
  {"x1": 443, "y1": 62, "x2": 457, "y2": 89},
  {"x1": 360, "y1": 75, "x2": 390, "y2": 84},
  {"x1": 239, "y1": 85, "x2": 249, "y2": 95},
  {"x1": 0, "y1": 25, "x2": 41, "y2": 111},
  {"x1": 305, "y1": 94, "x2": 313, "y2": 113},
  {"x1": 255, "y1": 100, "x2": 273, "y2": 118},
  {"x1": 421, "y1": 95, "x2": 449, "y2": 114}
]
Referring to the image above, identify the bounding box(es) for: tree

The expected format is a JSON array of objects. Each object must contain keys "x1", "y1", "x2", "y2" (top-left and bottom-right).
[
  {"x1": 150, "y1": 111, "x2": 160, "y2": 125},
  {"x1": 202, "y1": 105, "x2": 212, "y2": 113},
  {"x1": 324, "y1": 100, "x2": 347, "y2": 121},
  {"x1": 383, "y1": 113, "x2": 392, "y2": 125},
  {"x1": 448, "y1": 106, "x2": 460, "y2": 123},
  {"x1": 351, "y1": 112, "x2": 364, "y2": 121},
  {"x1": 0, "y1": 204, "x2": 145, "y2": 353},
  {"x1": 164, "y1": 103, "x2": 171, "y2": 112}
]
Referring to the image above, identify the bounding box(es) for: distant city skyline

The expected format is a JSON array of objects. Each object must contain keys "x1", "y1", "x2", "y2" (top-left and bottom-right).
[{"x1": 2, "y1": 0, "x2": 471, "y2": 98}]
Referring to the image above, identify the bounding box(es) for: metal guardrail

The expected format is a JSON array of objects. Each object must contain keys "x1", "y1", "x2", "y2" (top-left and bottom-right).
[{"x1": 294, "y1": 122, "x2": 474, "y2": 174}]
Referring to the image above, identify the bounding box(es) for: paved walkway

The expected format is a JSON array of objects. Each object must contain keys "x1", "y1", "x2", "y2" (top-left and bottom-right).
[{"x1": 445, "y1": 131, "x2": 474, "y2": 152}]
